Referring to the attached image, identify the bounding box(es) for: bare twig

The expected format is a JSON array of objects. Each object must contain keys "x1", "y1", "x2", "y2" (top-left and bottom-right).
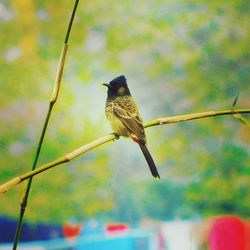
[
  {"x1": 1, "y1": 108, "x2": 249, "y2": 194},
  {"x1": 12, "y1": 1, "x2": 79, "y2": 249},
  {"x1": 230, "y1": 94, "x2": 250, "y2": 128},
  {"x1": 144, "y1": 108, "x2": 250, "y2": 128}
]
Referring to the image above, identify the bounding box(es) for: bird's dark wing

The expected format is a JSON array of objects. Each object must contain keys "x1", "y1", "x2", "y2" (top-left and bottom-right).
[{"x1": 112, "y1": 96, "x2": 146, "y2": 142}]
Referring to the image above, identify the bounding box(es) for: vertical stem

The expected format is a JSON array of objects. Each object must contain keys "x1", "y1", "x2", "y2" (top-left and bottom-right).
[
  {"x1": 12, "y1": 103, "x2": 53, "y2": 249},
  {"x1": 65, "y1": 0, "x2": 79, "y2": 44},
  {"x1": 12, "y1": 1, "x2": 80, "y2": 249}
]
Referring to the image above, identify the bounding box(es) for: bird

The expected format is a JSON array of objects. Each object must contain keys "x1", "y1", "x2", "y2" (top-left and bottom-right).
[{"x1": 103, "y1": 75, "x2": 160, "y2": 179}]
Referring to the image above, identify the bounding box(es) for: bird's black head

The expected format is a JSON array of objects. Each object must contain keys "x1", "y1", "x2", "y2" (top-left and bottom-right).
[{"x1": 103, "y1": 75, "x2": 131, "y2": 99}]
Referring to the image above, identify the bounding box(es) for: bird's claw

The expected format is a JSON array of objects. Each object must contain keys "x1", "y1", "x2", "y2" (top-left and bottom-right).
[{"x1": 111, "y1": 133, "x2": 120, "y2": 141}]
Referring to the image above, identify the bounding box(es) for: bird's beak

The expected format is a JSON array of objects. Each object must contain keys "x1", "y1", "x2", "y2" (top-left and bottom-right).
[{"x1": 102, "y1": 83, "x2": 110, "y2": 88}]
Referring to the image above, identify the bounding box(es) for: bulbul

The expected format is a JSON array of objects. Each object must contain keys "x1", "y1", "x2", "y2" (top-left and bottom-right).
[{"x1": 103, "y1": 75, "x2": 160, "y2": 179}]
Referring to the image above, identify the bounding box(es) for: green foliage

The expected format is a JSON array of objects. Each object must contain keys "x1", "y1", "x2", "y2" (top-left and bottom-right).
[
  {"x1": 0, "y1": 0, "x2": 249, "y2": 223},
  {"x1": 187, "y1": 142, "x2": 250, "y2": 217}
]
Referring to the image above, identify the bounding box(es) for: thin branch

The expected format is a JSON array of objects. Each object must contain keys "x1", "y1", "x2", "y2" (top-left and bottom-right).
[
  {"x1": 144, "y1": 108, "x2": 250, "y2": 128},
  {"x1": 231, "y1": 95, "x2": 250, "y2": 128},
  {"x1": 1, "y1": 108, "x2": 249, "y2": 194},
  {"x1": 12, "y1": 104, "x2": 53, "y2": 250},
  {"x1": 12, "y1": 1, "x2": 80, "y2": 249},
  {"x1": 50, "y1": 44, "x2": 68, "y2": 104},
  {"x1": 65, "y1": 0, "x2": 79, "y2": 44}
]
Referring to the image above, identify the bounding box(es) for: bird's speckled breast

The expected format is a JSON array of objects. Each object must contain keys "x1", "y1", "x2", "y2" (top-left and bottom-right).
[{"x1": 105, "y1": 98, "x2": 130, "y2": 137}]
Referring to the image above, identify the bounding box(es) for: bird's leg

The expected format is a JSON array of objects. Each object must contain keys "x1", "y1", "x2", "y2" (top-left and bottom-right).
[{"x1": 110, "y1": 132, "x2": 120, "y2": 141}]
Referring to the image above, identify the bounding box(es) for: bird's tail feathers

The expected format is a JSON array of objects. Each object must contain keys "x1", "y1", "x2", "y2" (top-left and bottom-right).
[{"x1": 138, "y1": 142, "x2": 160, "y2": 179}]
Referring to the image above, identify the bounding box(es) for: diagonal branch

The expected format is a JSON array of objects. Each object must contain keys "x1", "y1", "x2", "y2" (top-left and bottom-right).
[{"x1": 0, "y1": 108, "x2": 249, "y2": 194}]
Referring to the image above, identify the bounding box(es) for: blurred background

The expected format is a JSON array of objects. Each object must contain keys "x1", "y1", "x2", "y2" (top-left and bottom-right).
[{"x1": 0, "y1": 0, "x2": 249, "y2": 249}]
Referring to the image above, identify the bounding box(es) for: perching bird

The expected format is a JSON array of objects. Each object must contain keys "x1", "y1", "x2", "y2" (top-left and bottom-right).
[{"x1": 103, "y1": 75, "x2": 160, "y2": 179}]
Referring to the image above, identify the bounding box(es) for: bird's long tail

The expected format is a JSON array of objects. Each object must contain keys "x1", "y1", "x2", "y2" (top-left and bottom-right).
[{"x1": 138, "y1": 142, "x2": 160, "y2": 179}]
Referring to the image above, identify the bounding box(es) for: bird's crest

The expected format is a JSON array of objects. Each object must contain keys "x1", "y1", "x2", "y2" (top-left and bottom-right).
[{"x1": 109, "y1": 75, "x2": 127, "y2": 86}]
